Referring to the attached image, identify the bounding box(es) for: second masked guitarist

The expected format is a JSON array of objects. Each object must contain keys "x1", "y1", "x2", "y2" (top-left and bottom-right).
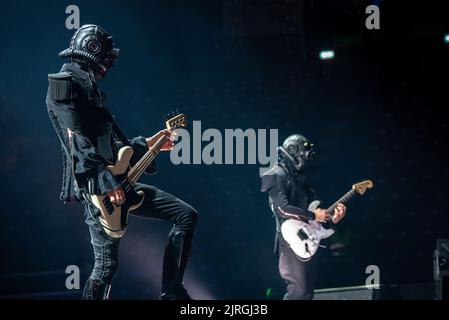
[{"x1": 260, "y1": 134, "x2": 346, "y2": 300}]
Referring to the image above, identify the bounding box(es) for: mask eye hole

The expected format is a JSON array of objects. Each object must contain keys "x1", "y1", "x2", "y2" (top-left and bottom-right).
[
  {"x1": 287, "y1": 144, "x2": 298, "y2": 155},
  {"x1": 87, "y1": 40, "x2": 101, "y2": 53}
]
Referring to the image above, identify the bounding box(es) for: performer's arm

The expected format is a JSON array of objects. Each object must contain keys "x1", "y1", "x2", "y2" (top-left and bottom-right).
[
  {"x1": 263, "y1": 173, "x2": 329, "y2": 222},
  {"x1": 114, "y1": 134, "x2": 158, "y2": 175},
  {"x1": 269, "y1": 186, "x2": 329, "y2": 222},
  {"x1": 304, "y1": 182, "x2": 345, "y2": 224},
  {"x1": 114, "y1": 129, "x2": 173, "y2": 175}
]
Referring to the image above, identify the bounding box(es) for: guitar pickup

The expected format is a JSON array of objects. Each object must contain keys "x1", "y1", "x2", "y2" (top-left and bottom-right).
[
  {"x1": 297, "y1": 229, "x2": 309, "y2": 240},
  {"x1": 102, "y1": 198, "x2": 115, "y2": 215}
]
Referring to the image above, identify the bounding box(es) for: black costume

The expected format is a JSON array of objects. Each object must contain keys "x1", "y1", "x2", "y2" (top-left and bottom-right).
[
  {"x1": 261, "y1": 134, "x2": 321, "y2": 300},
  {"x1": 46, "y1": 25, "x2": 197, "y2": 300}
]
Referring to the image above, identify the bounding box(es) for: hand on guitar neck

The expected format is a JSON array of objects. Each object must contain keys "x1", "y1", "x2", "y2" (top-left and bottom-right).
[
  {"x1": 313, "y1": 203, "x2": 346, "y2": 224},
  {"x1": 331, "y1": 203, "x2": 346, "y2": 224},
  {"x1": 146, "y1": 129, "x2": 175, "y2": 151}
]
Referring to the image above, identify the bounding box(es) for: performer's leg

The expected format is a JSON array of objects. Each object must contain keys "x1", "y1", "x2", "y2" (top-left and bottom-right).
[
  {"x1": 81, "y1": 201, "x2": 120, "y2": 300},
  {"x1": 131, "y1": 183, "x2": 198, "y2": 300},
  {"x1": 278, "y1": 236, "x2": 315, "y2": 300}
]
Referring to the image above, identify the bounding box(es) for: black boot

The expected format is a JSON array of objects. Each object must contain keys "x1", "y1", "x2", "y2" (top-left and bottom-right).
[
  {"x1": 159, "y1": 285, "x2": 192, "y2": 300},
  {"x1": 159, "y1": 230, "x2": 194, "y2": 300}
]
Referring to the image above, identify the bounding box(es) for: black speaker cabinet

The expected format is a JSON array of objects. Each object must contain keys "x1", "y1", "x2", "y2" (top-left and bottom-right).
[
  {"x1": 313, "y1": 285, "x2": 390, "y2": 300},
  {"x1": 434, "y1": 239, "x2": 449, "y2": 300},
  {"x1": 314, "y1": 283, "x2": 434, "y2": 300}
]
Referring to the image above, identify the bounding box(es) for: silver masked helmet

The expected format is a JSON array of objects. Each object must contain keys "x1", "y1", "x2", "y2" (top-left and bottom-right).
[
  {"x1": 59, "y1": 24, "x2": 120, "y2": 76},
  {"x1": 279, "y1": 134, "x2": 315, "y2": 171}
]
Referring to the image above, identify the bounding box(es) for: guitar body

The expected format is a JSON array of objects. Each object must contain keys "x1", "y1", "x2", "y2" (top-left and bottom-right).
[
  {"x1": 280, "y1": 180, "x2": 373, "y2": 261},
  {"x1": 89, "y1": 112, "x2": 188, "y2": 239},
  {"x1": 281, "y1": 219, "x2": 334, "y2": 261},
  {"x1": 90, "y1": 146, "x2": 145, "y2": 238}
]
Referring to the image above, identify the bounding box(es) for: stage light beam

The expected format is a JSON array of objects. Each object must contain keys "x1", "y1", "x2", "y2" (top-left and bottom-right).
[
  {"x1": 444, "y1": 34, "x2": 449, "y2": 44},
  {"x1": 319, "y1": 50, "x2": 335, "y2": 60},
  {"x1": 265, "y1": 288, "x2": 272, "y2": 298}
]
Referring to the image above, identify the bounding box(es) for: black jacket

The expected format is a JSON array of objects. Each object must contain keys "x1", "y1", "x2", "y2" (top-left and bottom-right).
[
  {"x1": 261, "y1": 164, "x2": 319, "y2": 222},
  {"x1": 46, "y1": 62, "x2": 155, "y2": 203},
  {"x1": 261, "y1": 164, "x2": 320, "y2": 251}
]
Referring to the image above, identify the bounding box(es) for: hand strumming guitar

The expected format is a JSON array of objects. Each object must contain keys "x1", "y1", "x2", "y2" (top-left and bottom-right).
[
  {"x1": 314, "y1": 208, "x2": 331, "y2": 222},
  {"x1": 108, "y1": 187, "x2": 126, "y2": 205}
]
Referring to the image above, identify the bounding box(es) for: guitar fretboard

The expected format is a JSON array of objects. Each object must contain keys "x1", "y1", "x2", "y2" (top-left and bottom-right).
[
  {"x1": 127, "y1": 135, "x2": 166, "y2": 185},
  {"x1": 327, "y1": 189, "x2": 357, "y2": 215}
]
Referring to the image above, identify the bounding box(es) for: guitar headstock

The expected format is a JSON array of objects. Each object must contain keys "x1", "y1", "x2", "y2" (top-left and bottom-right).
[
  {"x1": 352, "y1": 180, "x2": 374, "y2": 195},
  {"x1": 164, "y1": 110, "x2": 188, "y2": 130}
]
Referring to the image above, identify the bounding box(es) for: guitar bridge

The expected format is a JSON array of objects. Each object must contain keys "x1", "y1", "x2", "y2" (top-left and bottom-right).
[{"x1": 305, "y1": 242, "x2": 310, "y2": 254}]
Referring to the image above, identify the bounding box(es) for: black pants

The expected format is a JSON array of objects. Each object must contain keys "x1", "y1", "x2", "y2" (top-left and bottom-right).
[
  {"x1": 81, "y1": 183, "x2": 198, "y2": 299},
  {"x1": 278, "y1": 235, "x2": 316, "y2": 300}
]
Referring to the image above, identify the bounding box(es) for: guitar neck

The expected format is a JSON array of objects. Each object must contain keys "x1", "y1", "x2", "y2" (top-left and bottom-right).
[
  {"x1": 327, "y1": 189, "x2": 357, "y2": 215},
  {"x1": 127, "y1": 135, "x2": 166, "y2": 185}
]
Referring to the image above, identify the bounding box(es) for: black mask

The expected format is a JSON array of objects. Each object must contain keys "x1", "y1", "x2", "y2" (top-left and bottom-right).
[
  {"x1": 59, "y1": 24, "x2": 120, "y2": 78},
  {"x1": 279, "y1": 134, "x2": 315, "y2": 172}
]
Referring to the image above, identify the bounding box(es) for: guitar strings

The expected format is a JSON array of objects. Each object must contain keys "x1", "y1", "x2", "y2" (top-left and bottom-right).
[
  {"x1": 128, "y1": 136, "x2": 165, "y2": 179},
  {"x1": 127, "y1": 135, "x2": 166, "y2": 184},
  {"x1": 127, "y1": 118, "x2": 185, "y2": 184},
  {"x1": 327, "y1": 189, "x2": 356, "y2": 213},
  {"x1": 127, "y1": 141, "x2": 156, "y2": 180}
]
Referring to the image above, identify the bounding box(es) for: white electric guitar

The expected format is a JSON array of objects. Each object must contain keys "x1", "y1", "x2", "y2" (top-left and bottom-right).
[
  {"x1": 280, "y1": 180, "x2": 374, "y2": 261},
  {"x1": 90, "y1": 112, "x2": 187, "y2": 238}
]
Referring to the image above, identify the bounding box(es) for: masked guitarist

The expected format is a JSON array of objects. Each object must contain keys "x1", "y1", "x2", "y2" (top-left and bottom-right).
[
  {"x1": 260, "y1": 134, "x2": 346, "y2": 300},
  {"x1": 46, "y1": 25, "x2": 198, "y2": 300}
]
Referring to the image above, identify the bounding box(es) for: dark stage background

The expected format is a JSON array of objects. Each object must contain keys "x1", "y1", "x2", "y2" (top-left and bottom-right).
[{"x1": 0, "y1": 0, "x2": 448, "y2": 299}]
